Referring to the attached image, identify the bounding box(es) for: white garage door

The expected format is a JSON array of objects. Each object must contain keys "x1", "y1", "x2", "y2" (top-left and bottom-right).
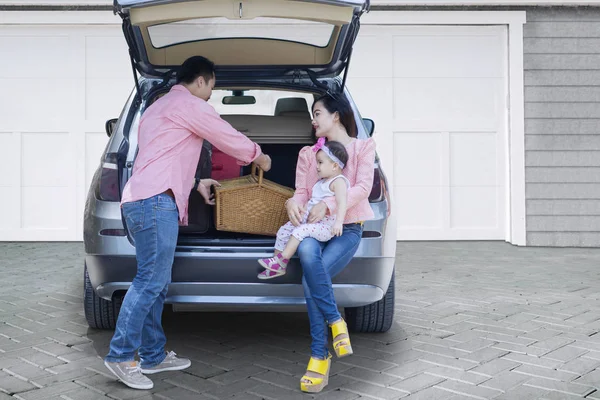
[
  {"x1": 347, "y1": 25, "x2": 508, "y2": 240},
  {"x1": 0, "y1": 24, "x2": 132, "y2": 241},
  {"x1": 0, "y1": 20, "x2": 508, "y2": 242}
]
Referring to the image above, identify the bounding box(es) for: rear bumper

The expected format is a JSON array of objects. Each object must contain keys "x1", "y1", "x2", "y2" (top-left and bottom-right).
[{"x1": 86, "y1": 254, "x2": 395, "y2": 308}]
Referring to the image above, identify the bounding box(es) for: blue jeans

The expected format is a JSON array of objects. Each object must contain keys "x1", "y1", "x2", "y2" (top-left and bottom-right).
[
  {"x1": 105, "y1": 193, "x2": 179, "y2": 368},
  {"x1": 298, "y1": 223, "x2": 363, "y2": 359}
]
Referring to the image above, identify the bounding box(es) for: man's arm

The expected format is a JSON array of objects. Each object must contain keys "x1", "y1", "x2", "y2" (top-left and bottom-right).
[{"x1": 174, "y1": 100, "x2": 271, "y2": 170}]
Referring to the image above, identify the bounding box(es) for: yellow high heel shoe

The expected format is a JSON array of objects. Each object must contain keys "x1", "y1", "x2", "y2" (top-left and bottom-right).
[
  {"x1": 330, "y1": 319, "x2": 353, "y2": 358},
  {"x1": 300, "y1": 354, "x2": 332, "y2": 393}
]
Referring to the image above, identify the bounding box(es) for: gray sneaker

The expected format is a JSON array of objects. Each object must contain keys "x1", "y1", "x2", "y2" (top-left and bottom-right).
[
  {"x1": 104, "y1": 360, "x2": 153, "y2": 390},
  {"x1": 140, "y1": 351, "x2": 191, "y2": 375}
]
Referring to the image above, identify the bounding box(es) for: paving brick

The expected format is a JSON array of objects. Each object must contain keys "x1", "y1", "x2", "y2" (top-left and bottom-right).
[
  {"x1": 492, "y1": 342, "x2": 549, "y2": 357},
  {"x1": 164, "y1": 372, "x2": 221, "y2": 394},
  {"x1": 459, "y1": 347, "x2": 509, "y2": 364},
  {"x1": 4, "y1": 364, "x2": 54, "y2": 381},
  {"x1": 492, "y1": 385, "x2": 550, "y2": 400},
  {"x1": 248, "y1": 382, "x2": 310, "y2": 400},
  {"x1": 525, "y1": 377, "x2": 596, "y2": 397},
  {"x1": 344, "y1": 380, "x2": 409, "y2": 399},
  {"x1": 386, "y1": 360, "x2": 435, "y2": 379},
  {"x1": 539, "y1": 391, "x2": 589, "y2": 400},
  {"x1": 436, "y1": 380, "x2": 502, "y2": 399},
  {"x1": 390, "y1": 372, "x2": 444, "y2": 394},
  {"x1": 59, "y1": 386, "x2": 112, "y2": 400},
  {"x1": 558, "y1": 357, "x2": 600, "y2": 376},
  {"x1": 530, "y1": 336, "x2": 576, "y2": 351},
  {"x1": 400, "y1": 386, "x2": 459, "y2": 400},
  {"x1": 574, "y1": 369, "x2": 600, "y2": 386},
  {"x1": 424, "y1": 367, "x2": 490, "y2": 385},
  {"x1": 340, "y1": 367, "x2": 401, "y2": 386},
  {"x1": 415, "y1": 344, "x2": 467, "y2": 359},
  {"x1": 451, "y1": 339, "x2": 496, "y2": 353},
  {"x1": 0, "y1": 370, "x2": 38, "y2": 395},
  {"x1": 478, "y1": 370, "x2": 532, "y2": 392},
  {"x1": 543, "y1": 345, "x2": 588, "y2": 363},
  {"x1": 512, "y1": 364, "x2": 579, "y2": 382},
  {"x1": 417, "y1": 353, "x2": 479, "y2": 371},
  {"x1": 13, "y1": 381, "x2": 80, "y2": 400},
  {"x1": 502, "y1": 353, "x2": 564, "y2": 369}
]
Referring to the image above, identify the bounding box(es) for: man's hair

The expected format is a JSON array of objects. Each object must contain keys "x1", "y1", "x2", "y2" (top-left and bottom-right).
[
  {"x1": 323, "y1": 140, "x2": 349, "y2": 169},
  {"x1": 176, "y1": 56, "x2": 215, "y2": 85}
]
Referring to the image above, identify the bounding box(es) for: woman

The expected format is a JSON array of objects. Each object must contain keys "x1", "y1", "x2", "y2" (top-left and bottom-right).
[{"x1": 286, "y1": 93, "x2": 375, "y2": 393}]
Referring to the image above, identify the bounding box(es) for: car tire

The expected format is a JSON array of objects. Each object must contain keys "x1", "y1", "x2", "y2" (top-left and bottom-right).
[
  {"x1": 84, "y1": 263, "x2": 122, "y2": 330},
  {"x1": 345, "y1": 269, "x2": 395, "y2": 333}
]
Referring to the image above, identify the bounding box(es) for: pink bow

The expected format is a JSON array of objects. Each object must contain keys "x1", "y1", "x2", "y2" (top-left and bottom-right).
[{"x1": 313, "y1": 137, "x2": 326, "y2": 152}]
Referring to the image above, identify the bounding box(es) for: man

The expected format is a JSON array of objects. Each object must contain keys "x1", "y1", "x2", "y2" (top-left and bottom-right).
[{"x1": 104, "y1": 56, "x2": 271, "y2": 390}]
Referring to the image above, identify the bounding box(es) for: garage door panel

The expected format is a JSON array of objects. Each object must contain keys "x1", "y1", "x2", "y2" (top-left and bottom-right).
[
  {"x1": 0, "y1": 133, "x2": 18, "y2": 187},
  {"x1": 392, "y1": 30, "x2": 505, "y2": 78},
  {"x1": 394, "y1": 132, "x2": 443, "y2": 187},
  {"x1": 450, "y1": 187, "x2": 499, "y2": 228},
  {"x1": 349, "y1": 34, "x2": 393, "y2": 78},
  {"x1": 0, "y1": 188, "x2": 20, "y2": 231},
  {"x1": 0, "y1": 24, "x2": 131, "y2": 241},
  {"x1": 21, "y1": 187, "x2": 72, "y2": 230},
  {"x1": 86, "y1": 78, "x2": 133, "y2": 121},
  {"x1": 450, "y1": 132, "x2": 498, "y2": 186},
  {"x1": 0, "y1": 35, "x2": 72, "y2": 78},
  {"x1": 348, "y1": 25, "x2": 507, "y2": 240},
  {"x1": 22, "y1": 132, "x2": 71, "y2": 187},
  {"x1": 85, "y1": 36, "x2": 130, "y2": 78},
  {"x1": 346, "y1": 78, "x2": 394, "y2": 123},
  {"x1": 393, "y1": 78, "x2": 503, "y2": 127},
  {"x1": 0, "y1": 79, "x2": 76, "y2": 127},
  {"x1": 395, "y1": 186, "x2": 443, "y2": 228}
]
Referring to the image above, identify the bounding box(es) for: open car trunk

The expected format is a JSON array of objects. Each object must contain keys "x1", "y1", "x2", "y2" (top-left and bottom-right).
[{"x1": 177, "y1": 113, "x2": 313, "y2": 246}]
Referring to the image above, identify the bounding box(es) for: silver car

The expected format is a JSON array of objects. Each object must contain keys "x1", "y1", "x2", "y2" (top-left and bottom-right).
[{"x1": 83, "y1": 0, "x2": 397, "y2": 333}]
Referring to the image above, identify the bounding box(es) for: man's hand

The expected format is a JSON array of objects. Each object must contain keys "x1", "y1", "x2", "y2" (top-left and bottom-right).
[
  {"x1": 286, "y1": 199, "x2": 306, "y2": 227},
  {"x1": 255, "y1": 154, "x2": 272, "y2": 172},
  {"x1": 307, "y1": 201, "x2": 327, "y2": 224},
  {"x1": 331, "y1": 221, "x2": 343, "y2": 237},
  {"x1": 197, "y1": 178, "x2": 220, "y2": 205}
]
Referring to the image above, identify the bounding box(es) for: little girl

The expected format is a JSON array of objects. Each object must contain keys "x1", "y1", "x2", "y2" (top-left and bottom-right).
[{"x1": 257, "y1": 138, "x2": 350, "y2": 279}]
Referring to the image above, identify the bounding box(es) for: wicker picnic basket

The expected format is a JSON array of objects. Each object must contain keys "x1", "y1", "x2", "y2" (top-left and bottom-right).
[{"x1": 214, "y1": 163, "x2": 295, "y2": 236}]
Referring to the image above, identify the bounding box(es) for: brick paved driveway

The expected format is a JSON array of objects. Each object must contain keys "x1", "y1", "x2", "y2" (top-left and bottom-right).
[{"x1": 1, "y1": 242, "x2": 600, "y2": 400}]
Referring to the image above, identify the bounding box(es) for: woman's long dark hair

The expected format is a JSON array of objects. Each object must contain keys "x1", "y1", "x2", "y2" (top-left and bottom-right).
[{"x1": 312, "y1": 94, "x2": 357, "y2": 138}]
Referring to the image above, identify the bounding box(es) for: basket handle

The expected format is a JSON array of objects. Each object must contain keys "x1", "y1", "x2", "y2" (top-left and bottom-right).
[{"x1": 251, "y1": 163, "x2": 264, "y2": 185}]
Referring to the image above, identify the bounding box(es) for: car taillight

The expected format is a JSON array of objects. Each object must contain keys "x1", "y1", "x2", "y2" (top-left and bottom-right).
[
  {"x1": 95, "y1": 153, "x2": 120, "y2": 202},
  {"x1": 369, "y1": 167, "x2": 391, "y2": 216}
]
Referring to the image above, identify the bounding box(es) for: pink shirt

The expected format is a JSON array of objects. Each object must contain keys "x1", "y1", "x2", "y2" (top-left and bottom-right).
[
  {"x1": 292, "y1": 138, "x2": 376, "y2": 223},
  {"x1": 121, "y1": 85, "x2": 262, "y2": 225}
]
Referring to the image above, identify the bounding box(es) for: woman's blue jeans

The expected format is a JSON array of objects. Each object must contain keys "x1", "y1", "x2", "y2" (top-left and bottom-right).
[
  {"x1": 298, "y1": 223, "x2": 363, "y2": 359},
  {"x1": 105, "y1": 193, "x2": 179, "y2": 368}
]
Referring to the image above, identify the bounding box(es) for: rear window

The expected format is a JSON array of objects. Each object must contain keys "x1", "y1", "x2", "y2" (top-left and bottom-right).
[
  {"x1": 148, "y1": 17, "x2": 334, "y2": 48},
  {"x1": 209, "y1": 90, "x2": 315, "y2": 117}
]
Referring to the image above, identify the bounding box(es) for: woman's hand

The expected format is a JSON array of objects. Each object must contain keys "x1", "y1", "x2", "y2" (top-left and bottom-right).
[
  {"x1": 331, "y1": 221, "x2": 343, "y2": 237},
  {"x1": 307, "y1": 201, "x2": 327, "y2": 224},
  {"x1": 286, "y1": 199, "x2": 305, "y2": 227},
  {"x1": 197, "y1": 178, "x2": 220, "y2": 205}
]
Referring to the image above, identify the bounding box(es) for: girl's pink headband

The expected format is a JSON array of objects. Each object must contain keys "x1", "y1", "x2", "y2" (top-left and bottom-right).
[{"x1": 313, "y1": 137, "x2": 345, "y2": 169}]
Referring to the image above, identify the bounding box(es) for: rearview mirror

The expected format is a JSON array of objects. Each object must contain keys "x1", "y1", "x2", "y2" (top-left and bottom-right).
[
  {"x1": 363, "y1": 118, "x2": 375, "y2": 136},
  {"x1": 105, "y1": 118, "x2": 118, "y2": 138},
  {"x1": 222, "y1": 96, "x2": 256, "y2": 105}
]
